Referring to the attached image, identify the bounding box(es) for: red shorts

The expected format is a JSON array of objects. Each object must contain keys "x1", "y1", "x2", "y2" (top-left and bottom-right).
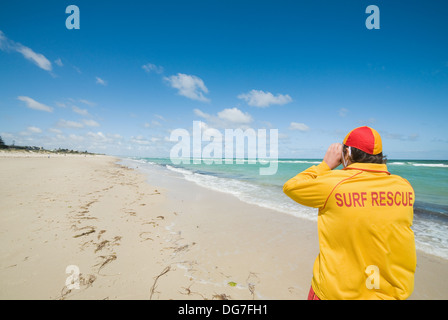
[{"x1": 307, "y1": 285, "x2": 320, "y2": 300}]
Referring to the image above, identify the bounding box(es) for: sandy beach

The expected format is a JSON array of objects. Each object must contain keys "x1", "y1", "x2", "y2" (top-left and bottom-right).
[{"x1": 0, "y1": 151, "x2": 447, "y2": 300}]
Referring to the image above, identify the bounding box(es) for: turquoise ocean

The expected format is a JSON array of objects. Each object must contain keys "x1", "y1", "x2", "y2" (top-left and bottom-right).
[{"x1": 125, "y1": 157, "x2": 448, "y2": 260}]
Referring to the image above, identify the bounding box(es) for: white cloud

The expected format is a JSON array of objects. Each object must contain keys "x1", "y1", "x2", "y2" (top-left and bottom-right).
[
  {"x1": 68, "y1": 134, "x2": 84, "y2": 142},
  {"x1": 54, "y1": 58, "x2": 63, "y2": 67},
  {"x1": 217, "y1": 107, "x2": 253, "y2": 124},
  {"x1": 17, "y1": 96, "x2": 53, "y2": 113},
  {"x1": 72, "y1": 106, "x2": 89, "y2": 116},
  {"x1": 55, "y1": 102, "x2": 67, "y2": 108},
  {"x1": 278, "y1": 133, "x2": 289, "y2": 140},
  {"x1": 382, "y1": 131, "x2": 419, "y2": 142},
  {"x1": 142, "y1": 63, "x2": 164, "y2": 74},
  {"x1": 129, "y1": 135, "x2": 161, "y2": 147},
  {"x1": 130, "y1": 135, "x2": 152, "y2": 145},
  {"x1": 144, "y1": 120, "x2": 162, "y2": 128},
  {"x1": 85, "y1": 132, "x2": 122, "y2": 146},
  {"x1": 83, "y1": 119, "x2": 100, "y2": 127},
  {"x1": 289, "y1": 122, "x2": 310, "y2": 132},
  {"x1": 86, "y1": 131, "x2": 106, "y2": 141},
  {"x1": 96, "y1": 77, "x2": 107, "y2": 86},
  {"x1": 27, "y1": 126, "x2": 42, "y2": 133},
  {"x1": 48, "y1": 128, "x2": 62, "y2": 134},
  {"x1": 0, "y1": 31, "x2": 6, "y2": 49},
  {"x1": 79, "y1": 99, "x2": 96, "y2": 107},
  {"x1": 0, "y1": 30, "x2": 52, "y2": 72},
  {"x1": 194, "y1": 107, "x2": 253, "y2": 129},
  {"x1": 19, "y1": 126, "x2": 43, "y2": 136},
  {"x1": 109, "y1": 133, "x2": 122, "y2": 140},
  {"x1": 73, "y1": 66, "x2": 82, "y2": 74},
  {"x1": 193, "y1": 108, "x2": 211, "y2": 119},
  {"x1": 57, "y1": 119, "x2": 84, "y2": 128},
  {"x1": 56, "y1": 99, "x2": 96, "y2": 110},
  {"x1": 164, "y1": 73, "x2": 209, "y2": 102},
  {"x1": 237, "y1": 89, "x2": 292, "y2": 108},
  {"x1": 16, "y1": 45, "x2": 52, "y2": 71}
]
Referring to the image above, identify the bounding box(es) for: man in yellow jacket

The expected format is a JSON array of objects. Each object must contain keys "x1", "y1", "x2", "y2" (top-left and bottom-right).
[{"x1": 283, "y1": 126, "x2": 416, "y2": 300}]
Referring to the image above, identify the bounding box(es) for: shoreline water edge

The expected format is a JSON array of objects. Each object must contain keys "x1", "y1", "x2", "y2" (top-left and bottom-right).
[{"x1": 126, "y1": 157, "x2": 448, "y2": 261}]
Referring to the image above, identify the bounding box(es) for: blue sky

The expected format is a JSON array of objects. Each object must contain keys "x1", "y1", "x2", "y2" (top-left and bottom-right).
[{"x1": 1, "y1": 0, "x2": 447, "y2": 159}]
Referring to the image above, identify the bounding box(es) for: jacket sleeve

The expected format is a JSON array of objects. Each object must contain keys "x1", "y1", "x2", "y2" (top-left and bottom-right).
[{"x1": 283, "y1": 161, "x2": 333, "y2": 209}]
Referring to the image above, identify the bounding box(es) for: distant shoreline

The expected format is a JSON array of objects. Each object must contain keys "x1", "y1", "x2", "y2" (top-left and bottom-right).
[{"x1": 0, "y1": 146, "x2": 101, "y2": 156}]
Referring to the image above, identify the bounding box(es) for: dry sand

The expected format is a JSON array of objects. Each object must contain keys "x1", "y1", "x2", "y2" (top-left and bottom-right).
[{"x1": 0, "y1": 151, "x2": 447, "y2": 299}]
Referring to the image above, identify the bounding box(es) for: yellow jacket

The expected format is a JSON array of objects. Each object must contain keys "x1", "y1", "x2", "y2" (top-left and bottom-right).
[{"x1": 283, "y1": 162, "x2": 416, "y2": 300}]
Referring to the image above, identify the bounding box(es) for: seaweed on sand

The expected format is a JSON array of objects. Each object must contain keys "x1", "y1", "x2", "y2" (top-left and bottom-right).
[
  {"x1": 73, "y1": 226, "x2": 95, "y2": 238},
  {"x1": 149, "y1": 266, "x2": 171, "y2": 300},
  {"x1": 95, "y1": 254, "x2": 117, "y2": 274}
]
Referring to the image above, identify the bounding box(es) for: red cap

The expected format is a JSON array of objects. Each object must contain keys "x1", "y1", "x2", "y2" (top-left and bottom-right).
[{"x1": 343, "y1": 126, "x2": 382, "y2": 155}]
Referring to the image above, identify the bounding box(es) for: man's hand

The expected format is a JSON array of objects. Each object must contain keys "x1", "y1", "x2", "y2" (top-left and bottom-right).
[{"x1": 323, "y1": 143, "x2": 343, "y2": 170}]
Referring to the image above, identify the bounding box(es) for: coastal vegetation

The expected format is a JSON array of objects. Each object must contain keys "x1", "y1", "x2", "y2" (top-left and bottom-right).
[{"x1": 0, "y1": 135, "x2": 95, "y2": 154}]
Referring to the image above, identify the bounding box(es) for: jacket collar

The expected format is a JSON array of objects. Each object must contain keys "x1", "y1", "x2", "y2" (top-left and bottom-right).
[{"x1": 343, "y1": 163, "x2": 390, "y2": 175}]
